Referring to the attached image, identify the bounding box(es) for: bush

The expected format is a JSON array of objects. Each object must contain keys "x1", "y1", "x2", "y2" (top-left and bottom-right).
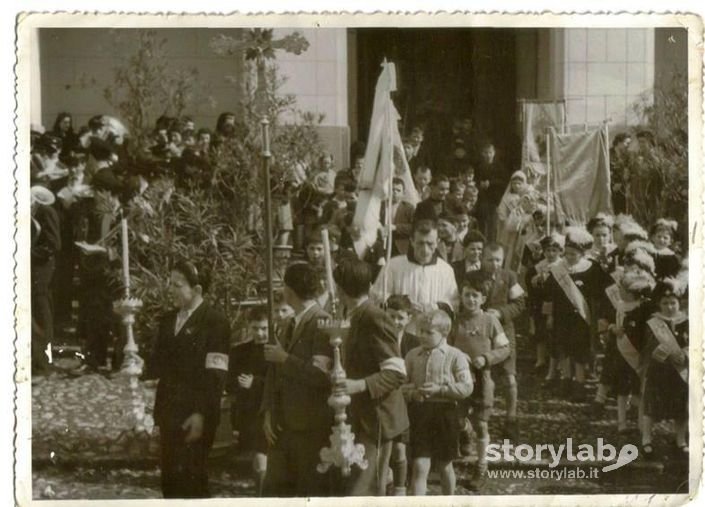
[
  {"x1": 624, "y1": 71, "x2": 688, "y2": 236},
  {"x1": 98, "y1": 29, "x2": 324, "y2": 343}
]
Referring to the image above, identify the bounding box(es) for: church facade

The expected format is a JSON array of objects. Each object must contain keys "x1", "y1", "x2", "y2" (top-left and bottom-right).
[{"x1": 34, "y1": 26, "x2": 687, "y2": 170}]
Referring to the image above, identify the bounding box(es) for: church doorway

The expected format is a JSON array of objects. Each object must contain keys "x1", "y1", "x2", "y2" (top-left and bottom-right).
[{"x1": 351, "y1": 28, "x2": 520, "y2": 174}]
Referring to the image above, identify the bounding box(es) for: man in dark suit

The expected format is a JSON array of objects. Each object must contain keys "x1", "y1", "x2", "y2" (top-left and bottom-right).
[
  {"x1": 414, "y1": 175, "x2": 451, "y2": 221},
  {"x1": 31, "y1": 186, "x2": 61, "y2": 379},
  {"x1": 149, "y1": 261, "x2": 231, "y2": 498},
  {"x1": 261, "y1": 262, "x2": 334, "y2": 497},
  {"x1": 380, "y1": 177, "x2": 416, "y2": 256},
  {"x1": 333, "y1": 257, "x2": 409, "y2": 496}
]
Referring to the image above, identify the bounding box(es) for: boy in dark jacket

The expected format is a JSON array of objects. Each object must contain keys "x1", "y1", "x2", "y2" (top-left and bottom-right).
[{"x1": 228, "y1": 307, "x2": 270, "y2": 496}]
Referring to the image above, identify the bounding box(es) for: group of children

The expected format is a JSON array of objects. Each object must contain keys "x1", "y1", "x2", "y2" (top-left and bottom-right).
[
  {"x1": 522, "y1": 213, "x2": 689, "y2": 459},
  {"x1": 226, "y1": 207, "x2": 688, "y2": 496}
]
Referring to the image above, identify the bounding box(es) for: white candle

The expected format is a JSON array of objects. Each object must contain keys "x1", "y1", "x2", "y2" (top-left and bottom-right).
[
  {"x1": 121, "y1": 217, "x2": 130, "y2": 292},
  {"x1": 321, "y1": 227, "x2": 336, "y2": 302}
]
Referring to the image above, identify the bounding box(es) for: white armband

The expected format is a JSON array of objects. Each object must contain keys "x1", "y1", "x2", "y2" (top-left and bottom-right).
[{"x1": 205, "y1": 352, "x2": 229, "y2": 371}]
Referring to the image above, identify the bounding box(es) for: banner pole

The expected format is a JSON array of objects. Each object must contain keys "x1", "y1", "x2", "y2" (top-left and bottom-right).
[
  {"x1": 382, "y1": 60, "x2": 393, "y2": 304},
  {"x1": 546, "y1": 127, "x2": 552, "y2": 233}
]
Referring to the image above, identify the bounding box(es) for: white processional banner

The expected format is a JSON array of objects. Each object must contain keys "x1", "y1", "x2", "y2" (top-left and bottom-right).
[{"x1": 354, "y1": 60, "x2": 420, "y2": 249}]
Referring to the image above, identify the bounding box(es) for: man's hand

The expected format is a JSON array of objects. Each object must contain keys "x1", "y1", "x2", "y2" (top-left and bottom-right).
[
  {"x1": 418, "y1": 382, "x2": 442, "y2": 398},
  {"x1": 472, "y1": 356, "x2": 487, "y2": 370},
  {"x1": 238, "y1": 374, "x2": 254, "y2": 389},
  {"x1": 264, "y1": 340, "x2": 289, "y2": 364},
  {"x1": 480, "y1": 180, "x2": 490, "y2": 189},
  {"x1": 182, "y1": 413, "x2": 204, "y2": 443},
  {"x1": 263, "y1": 410, "x2": 281, "y2": 446},
  {"x1": 335, "y1": 378, "x2": 367, "y2": 396},
  {"x1": 546, "y1": 315, "x2": 554, "y2": 331}
]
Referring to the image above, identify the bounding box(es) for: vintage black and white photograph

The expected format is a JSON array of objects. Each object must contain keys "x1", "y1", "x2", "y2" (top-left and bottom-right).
[{"x1": 14, "y1": 12, "x2": 702, "y2": 503}]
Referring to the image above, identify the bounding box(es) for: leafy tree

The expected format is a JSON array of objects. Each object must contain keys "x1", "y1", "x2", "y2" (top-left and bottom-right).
[
  {"x1": 96, "y1": 29, "x2": 323, "y2": 343},
  {"x1": 624, "y1": 70, "x2": 688, "y2": 242}
]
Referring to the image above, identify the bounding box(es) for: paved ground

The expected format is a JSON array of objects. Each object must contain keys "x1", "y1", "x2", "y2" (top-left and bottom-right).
[{"x1": 30, "y1": 339, "x2": 692, "y2": 499}]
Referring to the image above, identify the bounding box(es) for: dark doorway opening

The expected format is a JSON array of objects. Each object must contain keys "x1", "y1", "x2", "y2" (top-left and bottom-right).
[{"x1": 353, "y1": 28, "x2": 520, "y2": 174}]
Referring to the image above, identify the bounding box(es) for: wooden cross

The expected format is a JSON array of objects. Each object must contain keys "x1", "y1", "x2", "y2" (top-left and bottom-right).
[{"x1": 210, "y1": 28, "x2": 309, "y2": 109}]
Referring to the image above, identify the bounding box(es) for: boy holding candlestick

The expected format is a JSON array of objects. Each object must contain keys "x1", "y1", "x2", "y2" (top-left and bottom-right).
[{"x1": 333, "y1": 257, "x2": 409, "y2": 496}]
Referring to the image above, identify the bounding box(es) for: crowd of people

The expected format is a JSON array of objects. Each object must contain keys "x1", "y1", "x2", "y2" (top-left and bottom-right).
[{"x1": 29, "y1": 110, "x2": 689, "y2": 498}]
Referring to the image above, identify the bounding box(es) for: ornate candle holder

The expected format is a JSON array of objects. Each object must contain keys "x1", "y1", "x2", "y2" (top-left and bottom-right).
[
  {"x1": 317, "y1": 317, "x2": 368, "y2": 476},
  {"x1": 113, "y1": 296, "x2": 144, "y2": 383}
]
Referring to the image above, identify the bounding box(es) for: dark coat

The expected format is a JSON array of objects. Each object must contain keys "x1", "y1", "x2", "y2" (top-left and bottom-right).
[
  {"x1": 261, "y1": 304, "x2": 334, "y2": 433},
  {"x1": 380, "y1": 200, "x2": 416, "y2": 255},
  {"x1": 482, "y1": 268, "x2": 526, "y2": 340},
  {"x1": 31, "y1": 204, "x2": 61, "y2": 266},
  {"x1": 151, "y1": 302, "x2": 231, "y2": 431},
  {"x1": 344, "y1": 300, "x2": 409, "y2": 441}
]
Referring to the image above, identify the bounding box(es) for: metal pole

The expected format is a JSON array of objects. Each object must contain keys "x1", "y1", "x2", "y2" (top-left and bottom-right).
[
  {"x1": 546, "y1": 128, "x2": 552, "y2": 233},
  {"x1": 261, "y1": 118, "x2": 275, "y2": 341}
]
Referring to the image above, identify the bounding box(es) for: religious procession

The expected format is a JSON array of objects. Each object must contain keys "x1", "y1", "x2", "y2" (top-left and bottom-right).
[{"x1": 27, "y1": 24, "x2": 692, "y2": 499}]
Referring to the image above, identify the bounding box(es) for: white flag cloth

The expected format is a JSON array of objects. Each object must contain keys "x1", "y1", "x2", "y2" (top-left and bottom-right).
[
  {"x1": 548, "y1": 126, "x2": 612, "y2": 225},
  {"x1": 354, "y1": 60, "x2": 419, "y2": 248},
  {"x1": 521, "y1": 101, "x2": 566, "y2": 175}
]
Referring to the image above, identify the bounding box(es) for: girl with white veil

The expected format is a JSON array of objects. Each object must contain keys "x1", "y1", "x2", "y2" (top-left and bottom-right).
[{"x1": 496, "y1": 170, "x2": 541, "y2": 271}]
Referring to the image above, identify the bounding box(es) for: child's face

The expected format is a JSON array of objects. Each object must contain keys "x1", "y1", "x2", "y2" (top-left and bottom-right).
[
  {"x1": 510, "y1": 179, "x2": 525, "y2": 194},
  {"x1": 274, "y1": 303, "x2": 294, "y2": 322},
  {"x1": 461, "y1": 286, "x2": 486, "y2": 313},
  {"x1": 652, "y1": 229, "x2": 673, "y2": 249},
  {"x1": 481, "y1": 145, "x2": 495, "y2": 164},
  {"x1": 249, "y1": 319, "x2": 269, "y2": 344},
  {"x1": 456, "y1": 215, "x2": 470, "y2": 231},
  {"x1": 452, "y1": 184, "x2": 466, "y2": 200},
  {"x1": 432, "y1": 181, "x2": 450, "y2": 201},
  {"x1": 415, "y1": 170, "x2": 431, "y2": 188},
  {"x1": 533, "y1": 217, "x2": 546, "y2": 234},
  {"x1": 464, "y1": 191, "x2": 479, "y2": 208},
  {"x1": 418, "y1": 322, "x2": 444, "y2": 349},
  {"x1": 198, "y1": 133, "x2": 211, "y2": 146},
  {"x1": 334, "y1": 184, "x2": 346, "y2": 200},
  {"x1": 403, "y1": 143, "x2": 414, "y2": 159},
  {"x1": 386, "y1": 309, "x2": 411, "y2": 332},
  {"x1": 659, "y1": 295, "x2": 680, "y2": 317},
  {"x1": 465, "y1": 242, "x2": 484, "y2": 263},
  {"x1": 592, "y1": 226, "x2": 611, "y2": 249},
  {"x1": 544, "y1": 245, "x2": 562, "y2": 263},
  {"x1": 437, "y1": 219, "x2": 456, "y2": 241},
  {"x1": 392, "y1": 183, "x2": 404, "y2": 202},
  {"x1": 306, "y1": 243, "x2": 325, "y2": 265},
  {"x1": 321, "y1": 154, "x2": 334, "y2": 170},
  {"x1": 482, "y1": 249, "x2": 504, "y2": 273},
  {"x1": 564, "y1": 246, "x2": 582, "y2": 265}
]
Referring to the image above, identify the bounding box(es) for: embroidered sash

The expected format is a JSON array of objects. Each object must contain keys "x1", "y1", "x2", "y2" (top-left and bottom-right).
[
  {"x1": 551, "y1": 262, "x2": 590, "y2": 323},
  {"x1": 616, "y1": 336, "x2": 641, "y2": 373},
  {"x1": 647, "y1": 317, "x2": 688, "y2": 384}
]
